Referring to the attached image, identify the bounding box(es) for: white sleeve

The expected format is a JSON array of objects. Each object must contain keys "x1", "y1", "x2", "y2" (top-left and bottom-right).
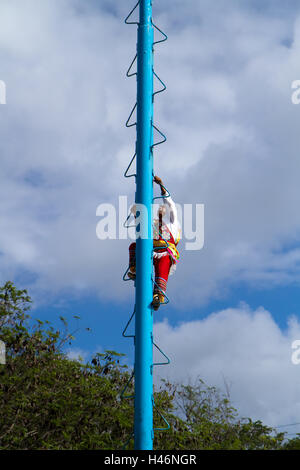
[{"x1": 163, "y1": 195, "x2": 178, "y2": 225}]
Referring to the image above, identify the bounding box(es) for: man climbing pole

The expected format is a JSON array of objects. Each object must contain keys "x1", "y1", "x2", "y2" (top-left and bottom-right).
[{"x1": 128, "y1": 175, "x2": 180, "y2": 311}]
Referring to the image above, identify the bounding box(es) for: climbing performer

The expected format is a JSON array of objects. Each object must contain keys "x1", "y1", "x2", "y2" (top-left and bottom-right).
[{"x1": 128, "y1": 175, "x2": 180, "y2": 311}]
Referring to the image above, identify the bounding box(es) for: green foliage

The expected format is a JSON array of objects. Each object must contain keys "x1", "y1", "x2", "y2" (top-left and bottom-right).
[
  {"x1": 281, "y1": 435, "x2": 300, "y2": 450},
  {"x1": 0, "y1": 281, "x2": 133, "y2": 450},
  {"x1": 153, "y1": 380, "x2": 284, "y2": 450},
  {"x1": 0, "y1": 281, "x2": 288, "y2": 450}
]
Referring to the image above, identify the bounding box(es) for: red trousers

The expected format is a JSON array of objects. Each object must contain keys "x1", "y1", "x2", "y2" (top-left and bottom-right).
[{"x1": 129, "y1": 242, "x2": 171, "y2": 295}]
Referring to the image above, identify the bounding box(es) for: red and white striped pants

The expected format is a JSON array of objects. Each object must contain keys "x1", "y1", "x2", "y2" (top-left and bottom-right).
[{"x1": 129, "y1": 242, "x2": 171, "y2": 296}]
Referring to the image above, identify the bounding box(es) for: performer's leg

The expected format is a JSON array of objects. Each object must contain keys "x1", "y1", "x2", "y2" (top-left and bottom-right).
[
  {"x1": 153, "y1": 255, "x2": 172, "y2": 310},
  {"x1": 128, "y1": 242, "x2": 136, "y2": 279}
]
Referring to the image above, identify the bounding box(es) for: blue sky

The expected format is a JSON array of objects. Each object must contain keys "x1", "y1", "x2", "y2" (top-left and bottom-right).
[
  {"x1": 1, "y1": 0, "x2": 300, "y2": 433},
  {"x1": 33, "y1": 281, "x2": 300, "y2": 359}
]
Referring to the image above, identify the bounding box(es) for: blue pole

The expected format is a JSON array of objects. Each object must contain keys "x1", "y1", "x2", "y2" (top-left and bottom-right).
[{"x1": 134, "y1": 0, "x2": 154, "y2": 450}]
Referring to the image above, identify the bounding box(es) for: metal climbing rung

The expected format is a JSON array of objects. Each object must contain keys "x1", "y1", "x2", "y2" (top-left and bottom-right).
[
  {"x1": 122, "y1": 307, "x2": 136, "y2": 338},
  {"x1": 153, "y1": 71, "x2": 167, "y2": 98},
  {"x1": 153, "y1": 401, "x2": 171, "y2": 431},
  {"x1": 152, "y1": 22, "x2": 168, "y2": 45},
  {"x1": 125, "y1": 0, "x2": 140, "y2": 25},
  {"x1": 152, "y1": 341, "x2": 171, "y2": 367},
  {"x1": 127, "y1": 54, "x2": 137, "y2": 78},
  {"x1": 152, "y1": 124, "x2": 167, "y2": 149},
  {"x1": 152, "y1": 180, "x2": 170, "y2": 201},
  {"x1": 120, "y1": 371, "x2": 135, "y2": 400},
  {"x1": 123, "y1": 266, "x2": 136, "y2": 282},
  {"x1": 123, "y1": 212, "x2": 136, "y2": 229},
  {"x1": 124, "y1": 152, "x2": 137, "y2": 179},
  {"x1": 152, "y1": 278, "x2": 170, "y2": 305},
  {"x1": 126, "y1": 102, "x2": 137, "y2": 128}
]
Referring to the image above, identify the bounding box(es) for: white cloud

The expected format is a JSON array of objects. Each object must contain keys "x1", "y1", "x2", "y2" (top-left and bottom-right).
[
  {"x1": 153, "y1": 305, "x2": 300, "y2": 429},
  {"x1": 0, "y1": 0, "x2": 300, "y2": 309},
  {"x1": 1, "y1": 1, "x2": 300, "y2": 434},
  {"x1": 66, "y1": 347, "x2": 89, "y2": 362}
]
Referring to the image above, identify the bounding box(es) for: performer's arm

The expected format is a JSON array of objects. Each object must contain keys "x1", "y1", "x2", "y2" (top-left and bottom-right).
[
  {"x1": 153, "y1": 175, "x2": 167, "y2": 196},
  {"x1": 153, "y1": 175, "x2": 178, "y2": 225},
  {"x1": 163, "y1": 194, "x2": 178, "y2": 225}
]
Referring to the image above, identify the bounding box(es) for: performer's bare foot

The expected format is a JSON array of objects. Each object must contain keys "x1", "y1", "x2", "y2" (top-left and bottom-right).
[
  {"x1": 152, "y1": 293, "x2": 160, "y2": 311},
  {"x1": 128, "y1": 266, "x2": 136, "y2": 280}
]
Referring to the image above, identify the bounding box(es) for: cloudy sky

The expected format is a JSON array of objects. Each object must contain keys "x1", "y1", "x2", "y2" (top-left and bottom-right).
[{"x1": 1, "y1": 0, "x2": 300, "y2": 435}]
